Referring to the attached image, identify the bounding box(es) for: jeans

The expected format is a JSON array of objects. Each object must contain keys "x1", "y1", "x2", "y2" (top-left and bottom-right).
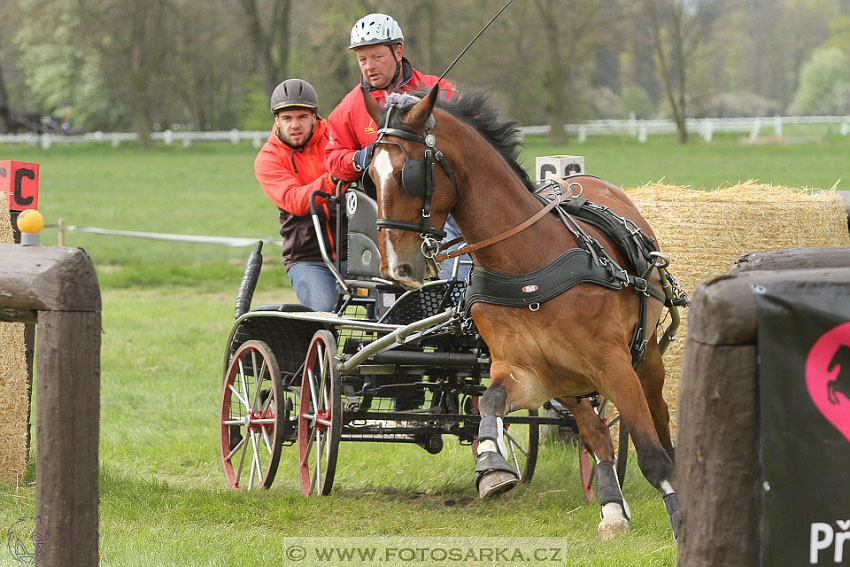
[
  {"x1": 439, "y1": 215, "x2": 473, "y2": 280},
  {"x1": 287, "y1": 261, "x2": 348, "y2": 312}
]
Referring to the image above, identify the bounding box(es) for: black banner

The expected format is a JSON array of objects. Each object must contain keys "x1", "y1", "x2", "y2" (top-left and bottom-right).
[{"x1": 756, "y1": 281, "x2": 850, "y2": 566}]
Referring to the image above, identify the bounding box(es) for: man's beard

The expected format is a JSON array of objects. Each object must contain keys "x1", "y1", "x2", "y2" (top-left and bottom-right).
[{"x1": 277, "y1": 126, "x2": 309, "y2": 149}]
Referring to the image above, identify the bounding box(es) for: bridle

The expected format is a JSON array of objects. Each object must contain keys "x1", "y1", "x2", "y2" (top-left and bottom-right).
[{"x1": 373, "y1": 105, "x2": 458, "y2": 259}]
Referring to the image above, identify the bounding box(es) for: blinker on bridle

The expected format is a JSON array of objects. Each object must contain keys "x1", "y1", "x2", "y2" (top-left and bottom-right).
[{"x1": 373, "y1": 105, "x2": 458, "y2": 255}]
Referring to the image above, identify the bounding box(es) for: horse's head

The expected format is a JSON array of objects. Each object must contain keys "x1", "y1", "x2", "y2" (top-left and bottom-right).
[{"x1": 362, "y1": 85, "x2": 458, "y2": 290}]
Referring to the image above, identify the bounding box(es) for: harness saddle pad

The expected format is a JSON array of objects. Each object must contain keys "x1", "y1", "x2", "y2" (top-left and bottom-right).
[{"x1": 464, "y1": 248, "x2": 623, "y2": 310}]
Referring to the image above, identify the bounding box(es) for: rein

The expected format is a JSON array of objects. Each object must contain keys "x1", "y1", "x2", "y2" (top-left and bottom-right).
[{"x1": 434, "y1": 196, "x2": 564, "y2": 262}]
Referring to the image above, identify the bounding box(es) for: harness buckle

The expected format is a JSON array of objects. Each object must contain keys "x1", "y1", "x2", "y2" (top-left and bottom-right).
[{"x1": 632, "y1": 276, "x2": 649, "y2": 295}]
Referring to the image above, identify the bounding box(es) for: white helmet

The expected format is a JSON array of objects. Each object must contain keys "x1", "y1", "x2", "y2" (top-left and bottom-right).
[{"x1": 349, "y1": 13, "x2": 404, "y2": 50}]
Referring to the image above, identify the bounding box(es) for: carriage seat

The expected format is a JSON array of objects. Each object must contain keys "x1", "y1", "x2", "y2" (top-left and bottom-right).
[{"x1": 345, "y1": 188, "x2": 382, "y2": 278}]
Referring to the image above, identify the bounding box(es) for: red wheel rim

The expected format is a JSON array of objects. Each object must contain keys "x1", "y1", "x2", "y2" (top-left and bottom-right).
[
  {"x1": 220, "y1": 340, "x2": 283, "y2": 490},
  {"x1": 297, "y1": 330, "x2": 341, "y2": 496}
]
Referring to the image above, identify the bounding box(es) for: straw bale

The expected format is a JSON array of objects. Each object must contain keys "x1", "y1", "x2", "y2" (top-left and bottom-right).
[
  {"x1": 0, "y1": 199, "x2": 30, "y2": 484},
  {"x1": 626, "y1": 181, "x2": 850, "y2": 439}
]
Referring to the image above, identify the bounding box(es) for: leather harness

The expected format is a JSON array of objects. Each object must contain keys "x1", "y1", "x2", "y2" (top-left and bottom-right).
[{"x1": 461, "y1": 179, "x2": 669, "y2": 368}]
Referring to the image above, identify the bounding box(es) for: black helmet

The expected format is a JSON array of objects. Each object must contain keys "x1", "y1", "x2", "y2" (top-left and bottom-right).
[{"x1": 270, "y1": 79, "x2": 319, "y2": 114}]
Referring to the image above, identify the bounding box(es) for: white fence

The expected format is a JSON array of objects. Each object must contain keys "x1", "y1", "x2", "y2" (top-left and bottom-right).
[{"x1": 2, "y1": 115, "x2": 849, "y2": 148}]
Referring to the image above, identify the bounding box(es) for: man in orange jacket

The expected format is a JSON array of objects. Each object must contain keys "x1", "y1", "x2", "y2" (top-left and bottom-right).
[
  {"x1": 254, "y1": 78, "x2": 347, "y2": 312},
  {"x1": 325, "y1": 13, "x2": 469, "y2": 281}
]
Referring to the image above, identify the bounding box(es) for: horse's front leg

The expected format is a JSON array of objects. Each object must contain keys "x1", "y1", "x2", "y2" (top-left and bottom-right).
[
  {"x1": 565, "y1": 398, "x2": 631, "y2": 540},
  {"x1": 475, "y1": 383, "x2": 520, "y2": 498}
]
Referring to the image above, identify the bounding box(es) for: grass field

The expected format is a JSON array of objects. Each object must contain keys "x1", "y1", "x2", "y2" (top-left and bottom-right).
[{"x1": 1, "y1": 131, "x2": 848, "y2": 566}]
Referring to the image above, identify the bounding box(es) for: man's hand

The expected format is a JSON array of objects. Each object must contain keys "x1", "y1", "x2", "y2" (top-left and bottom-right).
[{"x1": 352, "y1": 143, "x2": 376, "y2": 172}]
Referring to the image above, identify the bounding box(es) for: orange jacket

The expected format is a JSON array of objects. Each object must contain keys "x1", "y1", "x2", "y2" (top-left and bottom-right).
[
  {"x1": 325, "y1": 58, "x2": 456, "y2": 181},
  {"x1": 254, "y1": 118, "x2": 346, "y2": 268}
]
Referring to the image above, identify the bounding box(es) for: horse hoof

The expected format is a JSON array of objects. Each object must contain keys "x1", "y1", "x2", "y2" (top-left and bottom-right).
[
  {"x1": 597, "y1": 517, "x2": 629, "y2": 541},
  {"x1": 478, "y1": 470, "x2": 518, "y2": 499}
]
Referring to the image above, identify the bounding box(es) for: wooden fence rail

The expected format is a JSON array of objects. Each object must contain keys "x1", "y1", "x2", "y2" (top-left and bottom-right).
[{"x1": 1, "y1": 115, "x2": 848, "y2": 148}]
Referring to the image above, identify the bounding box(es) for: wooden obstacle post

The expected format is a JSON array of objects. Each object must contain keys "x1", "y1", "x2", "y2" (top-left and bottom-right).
[
  {"x1": 0, "y1": 243, "x2": 101, "y2": 567},
  {"x1": 677, "y1": 249, "x2": 850, "y2": 567}
]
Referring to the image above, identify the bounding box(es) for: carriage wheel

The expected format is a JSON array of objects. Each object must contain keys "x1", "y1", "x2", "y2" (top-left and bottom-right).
[
  {"x1": 220, "y1": 340, "x2": 285, "y2": 490},
  {"x1": 298, "y1": 330, "x2": 342, "y2": 496},
  {"x1": 578, "y1": 398, "x2": 629, "y2": 501}
]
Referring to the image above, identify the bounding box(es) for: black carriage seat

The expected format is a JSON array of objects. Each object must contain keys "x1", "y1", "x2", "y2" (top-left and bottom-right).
[{"x1": 345, "y1": 188, "x2": 381, "y2": 278}]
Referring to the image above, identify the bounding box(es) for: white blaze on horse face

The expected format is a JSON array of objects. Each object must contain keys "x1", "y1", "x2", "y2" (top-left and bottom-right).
[
  {"x1": 372, "y1": 148, "x2": 402, "y2": 274},
  {"x1": 373, "y1": 146, "x2": 394, "y2": 193}
]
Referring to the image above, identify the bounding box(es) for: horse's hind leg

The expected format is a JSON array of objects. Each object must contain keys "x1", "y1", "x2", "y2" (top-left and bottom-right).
[
  {"x1": 638, "y1": 337, "x2": 675, "y2": 461},
  {"x1": 602, "y1": 358, "x2": 679, "y2": 539},
  {"x1": 566, "y1": 398, "x2": 631, "y2": 540},
  {"x1": 475, "y1": 384, "x2": 520, "y2": 498}
]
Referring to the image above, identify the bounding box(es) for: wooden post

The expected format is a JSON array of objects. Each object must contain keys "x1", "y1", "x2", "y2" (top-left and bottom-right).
[
  {"x1": 0, "y1": 243, "x2": 100, "y2": 567},
  {"x1": 677, "y1": 263, "x2": 850, "y2": 567}
]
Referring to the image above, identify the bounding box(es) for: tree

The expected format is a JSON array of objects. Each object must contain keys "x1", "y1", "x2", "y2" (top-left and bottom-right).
[
  {"x1": 240, "y1": 0, "x2": 292, "y2": 97},
  {"x1": 533, "y1": 0, "x2": 603, "y2": 144},
  {"x1": 790, "y1": 47, "x2": 850, "y2": 114},
  {"x1": 641, "y1": 0, "x2": 701, "y2": 143}
]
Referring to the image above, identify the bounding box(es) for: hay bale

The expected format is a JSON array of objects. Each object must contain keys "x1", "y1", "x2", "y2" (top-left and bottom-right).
[
  {"x1": 626, "y1": 181, "x2": 850, "y2": 438},
  {"x1": 0, "y1": 200, "x2": 30, "y2": 484}
]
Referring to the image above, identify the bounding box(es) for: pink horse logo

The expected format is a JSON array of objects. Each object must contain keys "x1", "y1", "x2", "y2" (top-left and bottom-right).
[{"x1": 806, "y1": 322, "x2": 850, "y2": 444}]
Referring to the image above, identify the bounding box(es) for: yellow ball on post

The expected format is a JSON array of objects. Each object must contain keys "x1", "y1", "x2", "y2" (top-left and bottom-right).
[{"x1": 16, "y1": 209, "x2": 44, "y2": 245}]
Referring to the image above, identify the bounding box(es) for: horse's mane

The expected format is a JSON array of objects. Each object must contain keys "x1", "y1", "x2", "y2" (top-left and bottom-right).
[{"x1": 383, "y1": 91, "x2": 534, "y2": 191}]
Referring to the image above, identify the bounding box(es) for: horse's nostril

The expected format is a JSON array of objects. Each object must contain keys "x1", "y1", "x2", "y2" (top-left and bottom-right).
[{"x1": 396, "y1": 264, "x2": 413, "y2": 279}]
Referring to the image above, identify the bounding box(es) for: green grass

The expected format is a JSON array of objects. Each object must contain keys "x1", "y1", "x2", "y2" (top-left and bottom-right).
[{"x1": 3, "y1": 132, "x2": 849, "y2": 565}]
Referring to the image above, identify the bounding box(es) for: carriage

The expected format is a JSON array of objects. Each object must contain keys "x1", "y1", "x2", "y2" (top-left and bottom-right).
[{"x1": 219, "y1": 172, "x2": 681, "y2": 500}]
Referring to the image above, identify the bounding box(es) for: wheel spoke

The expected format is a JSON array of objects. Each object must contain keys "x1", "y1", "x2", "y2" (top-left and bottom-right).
[
  {"x1": 307, "y1": 367, "x2": 320, "y2": 417},
  {"x1": 316, "y1": 344, "x2": 329, "y2": 411},
  {"x1": 313, "y1": 429, "x2": 324, "y2": 493},
  {"x1": 250, "y1": 352, "x2": 268, "y2": 412},
  {"x1": 235, "y1": 429, "x2": 249, "y2": 486},
  {"x1": 301, "y1": 424, "x2": 317, "y2": 465},
  {"x1": 249, "y1": 431, "x2": 261, "y2": 489},
  {"x1": 229, "y1": 384, "x2": 250, "y2": 411},
  {"x1": 226, "y1": 432, "x2": 249, "y2": 461},
  {"x1": 237, "y1": 360, "x2": 252, "y2": 412},
  {"x1": 261, "y1": 426, "x2": 273, "y2": 456},
  {"x1": 504, "y1": 429, "x2": 529, "y2": 457}
]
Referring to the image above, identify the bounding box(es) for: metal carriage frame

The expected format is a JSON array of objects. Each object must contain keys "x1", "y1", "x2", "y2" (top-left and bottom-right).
[{"x1": 218, "y1": 181, "x2": 674, "y2": 497}]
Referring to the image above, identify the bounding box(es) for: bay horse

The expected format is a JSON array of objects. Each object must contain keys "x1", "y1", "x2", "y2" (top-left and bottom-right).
[{"x1": 361, "y1": 85, "x2": 678, "y2": 540}]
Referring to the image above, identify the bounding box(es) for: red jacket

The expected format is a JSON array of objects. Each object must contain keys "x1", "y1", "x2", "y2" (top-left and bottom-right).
[
  {"x1": 325, "y1": 58, "x2": 457, "y2": 181},
  {"x1": 254, "y1": 117, "x2": 346, "y2": 268}
]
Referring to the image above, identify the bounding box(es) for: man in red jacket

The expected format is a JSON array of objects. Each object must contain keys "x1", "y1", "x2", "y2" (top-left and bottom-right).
[
  {"x1": 254, "y1": 78, "x2": 346, "y2": 312},
  {"x1": 326, "y1": 13, "x2": 469, "y2": 280},
  {"x1": 325, "y1": 13, "x2": 456, "y2": 181}
]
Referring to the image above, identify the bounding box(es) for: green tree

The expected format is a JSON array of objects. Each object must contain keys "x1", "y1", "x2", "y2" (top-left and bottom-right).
[{"x1": 790, "y1": 46, "x2": 850, "y2": 114}]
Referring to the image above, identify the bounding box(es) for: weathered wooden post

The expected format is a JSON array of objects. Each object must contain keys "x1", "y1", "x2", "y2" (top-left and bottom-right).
[
  {"x1": 0, "y1": 243, "x2": 101, "y2": 567},
  {"x1": 677, "y1": 253, "x2": 850, "y2": 566}
]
